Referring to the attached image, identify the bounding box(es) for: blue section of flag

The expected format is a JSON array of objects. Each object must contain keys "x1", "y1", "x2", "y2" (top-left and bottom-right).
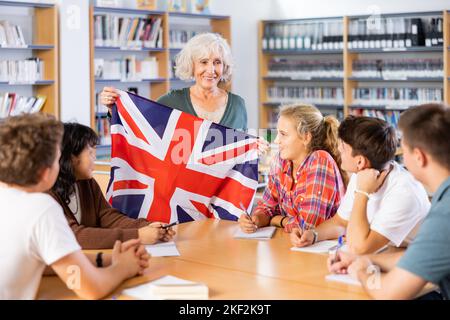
[
  {"x1": 202, "y1": 122, "x2": 252, "y2": 153},
  {"x1": 127, "y1": 92, "x2": 173, "y2": 139},
  {"x1": 176, "y1": 205, "x2": 195, "y2": 223},
  {"x1": 112, "y1": 194, "x2": 145, "y2": 219},
  {"x1": 232, "y1": 162, "x2": 258, "y2": 181},
  {"x1": 211, "y1": 204, "x2": 239, "y2": 221}
]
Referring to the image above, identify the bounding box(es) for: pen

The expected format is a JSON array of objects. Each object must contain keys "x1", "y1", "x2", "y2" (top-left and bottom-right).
[
  {"x1": 300, "y1": 219, "x2": 305, "y2": 233},
  {"x1": 332, "y1": 235, "x2": 344, "y2": 264},
  {"x1": 161, "y1": 221, "x2": 178, "y2": 230},
  {"x1": 239, "y1": 202, "x2": 252, "y2": 220}
]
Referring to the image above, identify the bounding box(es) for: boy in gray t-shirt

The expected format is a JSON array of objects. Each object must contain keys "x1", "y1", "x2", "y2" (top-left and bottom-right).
[{"x1": 327, "y1": 103, "x2": 450, "y2": 299}]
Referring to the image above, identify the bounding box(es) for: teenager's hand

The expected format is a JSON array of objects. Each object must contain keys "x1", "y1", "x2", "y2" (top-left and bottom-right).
[
  {"x1": 348, "y1": 256, "x2": 374, "y2": 281},
  {"x1": 111, "y1": 240, "x2": 144, "y2": 279},
  {"x1": 238, "y1": 214, "x2": 260, "y2": 233},
  {"x1": 290, "y1": 228, "x2": 314, "y2": 247},
  {"x1": 327, "y1": 250, "x2": 357, "y2": 274},
  {"x1": 138, "y1": 223, "x2": 166, "y2": 244},
  {"x1": 356, "y1": 168, "x2": 390, "y2": 194},
  {"x1": 100, "y1": 87, "x2": 119, "y2": 109},
  {"x1": 152, "y1": 222, "x2": 177, "y2": 242}
]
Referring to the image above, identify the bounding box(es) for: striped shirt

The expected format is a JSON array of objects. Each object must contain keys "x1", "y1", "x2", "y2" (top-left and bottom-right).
[{"x1": 254, "y1": 150, "x2": 345, "y2": 232}]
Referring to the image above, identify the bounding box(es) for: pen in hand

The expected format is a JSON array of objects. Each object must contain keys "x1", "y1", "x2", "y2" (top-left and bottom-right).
[
  {"x1": 239, "y1": 202, "x2": 257, "y2": 229},
  {"x1": 161, "y1": 221, "x2": 178, "y2": 230},
  {"x1": 331, "y1": 235, "x2": 344, "y2": 265}
]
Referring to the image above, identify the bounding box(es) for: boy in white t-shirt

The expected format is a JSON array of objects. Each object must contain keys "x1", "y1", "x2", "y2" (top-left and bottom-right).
[
  {"x1": 290, "y1": 116, "x2": 430, "y2": 254},
  {"x1": 0, "y1": 113, "x2": 150, "y2": 300}
]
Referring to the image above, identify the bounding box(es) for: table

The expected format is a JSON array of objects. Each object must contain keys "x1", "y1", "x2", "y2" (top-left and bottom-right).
[{"x1": 37, "y1": 219, "x2": 370, "y2": 300}]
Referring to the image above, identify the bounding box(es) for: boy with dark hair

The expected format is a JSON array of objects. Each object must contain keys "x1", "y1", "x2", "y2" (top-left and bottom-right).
[
  {"x1": 0, "y1": 113, "x2": 149, "y2": 299},
  {"x1": 328, "y1": 104, "x2": 450, "y2": 299},
  {"x1": 291, "y1": 116, "x2": 430, "y2": 254}
]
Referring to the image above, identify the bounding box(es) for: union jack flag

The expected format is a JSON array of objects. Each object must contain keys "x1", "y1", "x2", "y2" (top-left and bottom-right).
[{"x1": 105, "y1": 90, "x2": 259, "y2": 223}]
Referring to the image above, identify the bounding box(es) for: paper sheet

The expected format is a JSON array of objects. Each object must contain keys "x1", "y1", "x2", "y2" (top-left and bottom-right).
[
  {"x1": 233, "y1": 226, "x2": 276, "y2": 240},
  {"x1": 290, "y1": 240, "x2": 339, "y2": 253},
  {"x1": 325, "y1": 274, "x2": 362, "y2": 286},
  {"x1": 145, "y1": 241, "x2": 180, "y2": 257}
]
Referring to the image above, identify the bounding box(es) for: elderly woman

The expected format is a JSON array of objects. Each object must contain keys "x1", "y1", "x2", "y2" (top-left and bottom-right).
[{"x1": 101, "y1": 32, "x2": 248, "y2": 131}]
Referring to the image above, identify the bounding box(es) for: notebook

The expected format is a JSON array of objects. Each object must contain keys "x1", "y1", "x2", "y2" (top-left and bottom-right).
[
  {"x1": 122, "y1": 275, "x2": 209, "y2": 300},
  {"x1": 145, "y1": 241, "x2": 180, "y2": 257},
  {"x1": 290, "y1": 240, "x2": 339, "y2": 254},
  {"x1": 325, "y1": 274, "x2": 362, "y2": 286},
  {"x1": 233, "y1": 226, "x2": 276, "y2": 240}
]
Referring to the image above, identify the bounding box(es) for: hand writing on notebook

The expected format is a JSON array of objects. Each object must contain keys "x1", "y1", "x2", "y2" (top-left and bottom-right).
[
  {"x1": 327, "y1": 250, "x2": 357, "y2": 275},
  {"x1": 290, "y1": 228, "x2": 314, "y2": 247},
  {"x1": 238, "y1": 214, "x2": 262, "y2": 233}
]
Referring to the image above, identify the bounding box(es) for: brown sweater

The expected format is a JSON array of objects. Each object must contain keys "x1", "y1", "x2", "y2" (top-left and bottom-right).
[{"x1": 49, "y1": 179, "x2": 149, "y2": 249}]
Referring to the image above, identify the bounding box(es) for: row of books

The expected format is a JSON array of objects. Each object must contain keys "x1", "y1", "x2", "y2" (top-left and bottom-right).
[
  {"x1": 348, "y1": 17, "x2": 443, "y2": 49},
  {"x1": 0, "y1": 20, "x2": 26, "y2": 47},
  {"x1": 94, "y1": 56, "x2": 159, "y2": 80},
  {"x1": 169, "y1": 29, "x2": 202, "y2": 49},
  {"x1": 267, "y1": 58, "x2": 343, "y2": 79},
  {"x1": 96, "y1": 117, "x2": 111, "y2": 146},
  {"x1": 352, "y1": 87, "x2": 443, "y2": 109},
  {"x1": 0, "y1": 92, "x2": 46, "y2": 118},
  {"x1": 0, "y1": 58, "x2": 44, "y2": 83},
  {"x1": 350, "y1": 108, "x2": 400, "y2": 131},
  {"x1": 94, "y1": 15, "x2": 163, "y2": 48},
  {"x1": 267, "y1": 85, "x2": 344, "y2": 105},
  {"x1": 262, "y1": 20, "x2": 344, "y2": 51},
  {"x1": 352, "y1": 58, "x2": 443, "y2": 79}
]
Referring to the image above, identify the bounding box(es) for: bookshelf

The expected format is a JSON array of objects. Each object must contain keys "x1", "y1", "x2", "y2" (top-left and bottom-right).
[
  {"x1": 259, "y1": 10, "x2": 450, "y2": 137},
  {"x1": 89, "y1": 5, "x2": 231, "y2": 161},
  {"x1": 0, "y1": 1, "x2": 59, "y2": 119}
]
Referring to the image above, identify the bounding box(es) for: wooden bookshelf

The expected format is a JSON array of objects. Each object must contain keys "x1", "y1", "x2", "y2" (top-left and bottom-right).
[
  {"x1": 0, "y1": 1, "x2": 59, "y2": 118},
  {"x1": 259, "y1": 10, "x2": 450, "y2": 132},
  {"x1": 89, "y1": 6, "x2": 231, "y2": 167}
]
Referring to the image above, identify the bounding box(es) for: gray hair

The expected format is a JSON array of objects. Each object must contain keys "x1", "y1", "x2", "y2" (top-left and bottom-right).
[{"x1": 174, "y1": 32, "x2": 233, "y2": 82}]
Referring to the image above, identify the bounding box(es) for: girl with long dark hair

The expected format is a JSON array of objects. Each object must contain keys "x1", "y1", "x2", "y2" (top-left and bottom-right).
[{"x1": 50, "y1": 123, "x2": 175, "y2": 249}]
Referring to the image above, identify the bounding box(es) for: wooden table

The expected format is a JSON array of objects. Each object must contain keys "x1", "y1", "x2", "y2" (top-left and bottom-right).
[{"x1": 37, "y1": 219, "x2": 369, "y2": 300}]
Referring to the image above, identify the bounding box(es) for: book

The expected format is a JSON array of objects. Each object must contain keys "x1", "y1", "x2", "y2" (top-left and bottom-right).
[
  {"x1": 168, "y1": 0, "x2": 188, "y2": 12},
  {"x1": 191, "y1": 0, "x2": 210, "y2": 14},
  {"x1": 136, "y1": 0, "x2": 156, "y2": 10},
  {"x1": 122, "y1": 275, "x2": 208, "y2": 300}
]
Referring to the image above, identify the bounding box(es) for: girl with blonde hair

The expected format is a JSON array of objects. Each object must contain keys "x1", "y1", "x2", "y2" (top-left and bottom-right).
[{"x1": 239, "y1": 104, "x2": 346, "y2": 235}]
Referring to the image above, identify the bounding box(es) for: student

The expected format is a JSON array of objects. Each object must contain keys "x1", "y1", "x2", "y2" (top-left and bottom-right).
[
  {"x1": 49, "y1": 123, "x2": 176, "y2": 249},
  {"x1": 328, "y1": 103, "x2": 450, "y2": 300},
  {"x1": 0, "y1": 114, "x2": 149, "y2": 299},
  {"x1": 291, "y1": 116, "x2": 430, "y2": 254},
  {"x1": 239, "y1": 104, "x2": 345, "y2": 233}
]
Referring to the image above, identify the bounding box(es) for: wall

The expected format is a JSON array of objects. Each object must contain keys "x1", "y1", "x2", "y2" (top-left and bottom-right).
[
  {"x1": 209, "y1": 0, "x2": 273, "y2": 131},
  {"x1": 57, "y1": 0, "x2": 91, "y2": 124}
]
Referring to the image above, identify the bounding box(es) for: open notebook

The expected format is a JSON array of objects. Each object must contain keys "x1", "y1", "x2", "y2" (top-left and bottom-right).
[
  {"x1": 122, "y1": 275, "x2": 209, "y2": 300},
  {"x1": 233, "y1": 226, "x2": 276, "y2": 240}
]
